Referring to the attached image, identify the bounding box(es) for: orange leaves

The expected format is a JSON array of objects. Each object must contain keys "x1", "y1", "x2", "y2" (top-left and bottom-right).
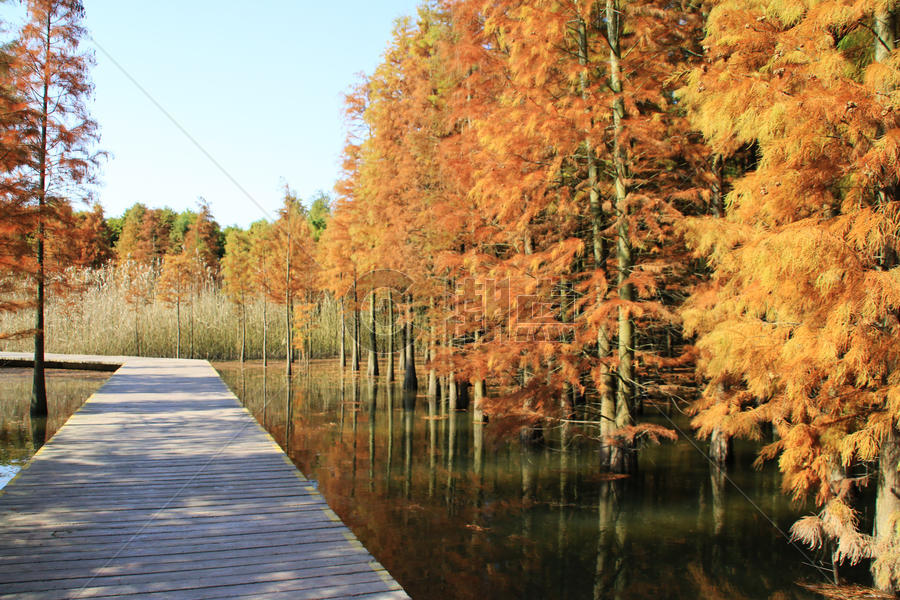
[
  {"x1": 156, "y1": 252, "x2": 194, "y2": 306},
  {"x1": 264, "y1": 191, "x2": 318, "y2": 305},
  {"x1": 221, "y1": 229, "x2": 254, "y2": 305},
  {"x1": 683, "y1": 0, "x2": 900, "y2": 561},
  {"x1": 604, "y1": 423, "x2": 678, "y2": 447}
]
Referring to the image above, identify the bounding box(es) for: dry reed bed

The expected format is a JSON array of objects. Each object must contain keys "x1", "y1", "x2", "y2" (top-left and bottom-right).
[{"x1": 0, "y1": 265, "x2": 344, "y2": 360}]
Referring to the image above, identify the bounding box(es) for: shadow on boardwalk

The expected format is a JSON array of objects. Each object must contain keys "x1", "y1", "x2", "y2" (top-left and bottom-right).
[{"x1": 0, "y1": 355, "x2": 409, "y2": 600}]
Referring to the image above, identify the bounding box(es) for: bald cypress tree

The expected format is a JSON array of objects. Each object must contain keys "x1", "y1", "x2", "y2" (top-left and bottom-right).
[
  {"x1": 682, "y1": 1, "x2": 900, "y2": 589},
  {"x1": 10, "y1": 0, "x2": 99, "y2": 417}
]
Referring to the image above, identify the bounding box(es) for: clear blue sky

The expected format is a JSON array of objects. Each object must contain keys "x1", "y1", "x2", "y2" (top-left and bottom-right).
[{"x1": 3, "y1": 1, "x2": 423, "y2": 228}]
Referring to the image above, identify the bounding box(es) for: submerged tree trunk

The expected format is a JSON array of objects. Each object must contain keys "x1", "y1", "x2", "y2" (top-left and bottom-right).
[{"x1": 367, "y1": 290, "x2": 379, "y2": 377}]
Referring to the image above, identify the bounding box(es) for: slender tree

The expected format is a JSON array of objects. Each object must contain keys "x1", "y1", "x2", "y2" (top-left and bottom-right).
[
  {"x1": 249, "y1": 220, "x2": 273, "y2": 366},
  {"x1": 265, "y1": 187, "x2": 317, "y2": 378},
  {"x1": 156, "y1": 252, "x2": 192, "y2": 358},
  {"x1": 222, "y1": 229, "x2": 254, "y2": 362},
  {"x1": 11, "y1": 0, "x2": 100, "y2": 417}
]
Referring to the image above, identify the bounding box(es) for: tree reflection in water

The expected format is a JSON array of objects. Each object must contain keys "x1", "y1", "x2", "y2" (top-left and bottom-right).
[
  {"x1": 0, "y1": 368, "x2": 110, "y2": 488},
  {"x1": 217, "y1": 360, "x2": 831, "y2": 600}
]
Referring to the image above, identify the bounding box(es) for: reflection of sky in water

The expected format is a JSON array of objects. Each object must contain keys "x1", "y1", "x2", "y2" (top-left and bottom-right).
[
  {"x1": 0, "y1": 368, "x2": 109, "y2": 491},
  {"x1": 0, "y1": 463, "x2": 20, "y2": 489}
]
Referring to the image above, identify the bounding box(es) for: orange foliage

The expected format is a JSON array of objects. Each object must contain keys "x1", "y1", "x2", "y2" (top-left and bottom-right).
[{"x1": 682, "y1": 0, "x2": 900, "y2": 574}]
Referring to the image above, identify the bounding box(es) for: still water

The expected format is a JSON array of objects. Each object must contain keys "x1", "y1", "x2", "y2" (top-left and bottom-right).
[
  {"x1": 215, "y1": 360, "x2": 850, "y2": 600},
  {"x1": 0, "y1": 368, "x2": 110, "y2": 488}
]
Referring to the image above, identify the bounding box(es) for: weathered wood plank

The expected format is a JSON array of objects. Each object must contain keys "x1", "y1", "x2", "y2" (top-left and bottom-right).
[
  {"x1": 0, "y1": 355, "x2": 410, "y2": 600},
  {"x1": 0, "y1": 545, "x2": 371, "y2": 581}
]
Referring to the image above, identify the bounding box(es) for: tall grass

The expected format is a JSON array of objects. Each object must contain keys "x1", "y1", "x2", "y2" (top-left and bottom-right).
[{"x1": 0, "y1": 264, "x2": 344, "y2": 360}]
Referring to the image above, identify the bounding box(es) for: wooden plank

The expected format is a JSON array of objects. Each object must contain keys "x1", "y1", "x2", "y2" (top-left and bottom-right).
[
  {"x1": 0, "y1": 535, "x2": 362, "y2": 568},
  {"x1": 0, "y1": 572, "x2": 402, "y2": 600},
  {"x1": 0, "y1": 556, "x2": 386, "y2": 594},
  {"x1": 0, "y1": 545, "x2": 371, "y2": 581},
  {"x1": 0, "y1": 354, "x2": 410, "y2": 600}
]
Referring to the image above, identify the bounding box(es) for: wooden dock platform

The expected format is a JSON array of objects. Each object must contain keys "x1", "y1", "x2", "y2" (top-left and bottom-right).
[{"x1": 0, "y1": 355, "x2": 410, "y2": 599}]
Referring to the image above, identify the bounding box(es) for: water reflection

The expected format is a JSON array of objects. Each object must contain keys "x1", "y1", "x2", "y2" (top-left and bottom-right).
[
  {"x1": 216, "y1": 361, "x2": 825, "y2": 600},
  {"x1": 0, "y1": 368, "x2": 109, "y2": 489}
]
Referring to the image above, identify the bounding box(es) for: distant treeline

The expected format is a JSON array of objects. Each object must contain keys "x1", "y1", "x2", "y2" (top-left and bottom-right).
[{"x1": 67, "y1": 193, "x2": 332, "y2": 270}]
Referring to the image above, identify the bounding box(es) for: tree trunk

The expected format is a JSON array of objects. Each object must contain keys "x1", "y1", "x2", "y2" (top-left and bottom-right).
[
  {"x1": 30, "y1": 11, "x2": 52, "y2": 419},
  {"x1": 875, "y1": 10, "x2": 896, "y2": 64},
  {"x1": 31, "y1": 217, "x2": 46, "y2": 418},
  {"x1": 403, "y1": 300, "x2": 418, "y2": 392},
  {"x1": 387, "y1": 289, "x2": 395, "y2": 382},
  {"x1": 709, "y1": 427, "x2": 733, "y2": 466},
  {"x1": 607, "y1": 0, "x2": 635, "y2": 475},
  {"x1": 175, "y1": 298, "x2": 181, "y2": 359},
  {"x1": 306, "y1": 293, "x2": 312, "y2": 370},
  {"x1": 576, "y1": 10, "x2": 616, "y2": 466},
  {"x1": 448, "y1": 374, "x2": 457, "y2": 412},
  {"x1": 873, "y1": 12, "x2": 899, "y2": 592},
  {"x1": 710, "y1": 154, "x2": 725, "y2": 218},
  {"x1": 398, "y1": 311, "x2": 407, "y2": 374},
  {"x1": 134, "y1": 305, "x2": 140, "y2": 355},
  {"x1": 428, "y1": 348, "x2": 438, "y2": 398},
  {"x1": 427, "y1": 299, "x2": 437, "y2": 398},
  {"x1": 285, "y1": 297, "x2": 292, "y2": 379},
  {"x1": 472, "y1": 379, "x2": 485, "y2": 424},
  {"x1": 352, "y1": 275, "x2": 360, "y2": 371},
  {"x1": 285, "y1": 211, "x2": 293, "y2": 377},
  {"x1": 339, "y1": 292, "x2": 346, "y2": 368},
  {"x1": 262, "y1": 295, "x2": 268, "y2": 367},
  {"x1": 704, "y1": 163, "x2": 733, "y2": 462},
  {"x1": 367, "y1": 290, "x2": 379, "y2": 377},
  {"x1": 874, "y1": 430, "x2": 900, "y2": 592},
  {"x1": 240, "y1": 293, "x2": 246, "y2": 363},
  {"x1": 457, "y1": 380, "x2": 470, "y2": 411},
  {"x1": 189, "y1": 295, "x2": 194, "y2": 359}
]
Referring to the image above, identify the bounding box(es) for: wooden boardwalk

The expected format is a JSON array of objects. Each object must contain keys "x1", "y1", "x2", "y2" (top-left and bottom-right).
[{"x1": 0, "y1": 355, "x2": 410, "y2": 599}]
